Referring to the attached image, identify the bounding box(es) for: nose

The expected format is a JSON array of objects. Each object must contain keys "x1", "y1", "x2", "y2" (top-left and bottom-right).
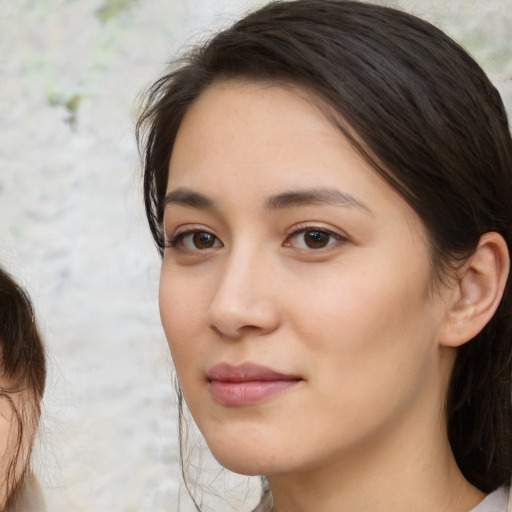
[{"x1": 206, "y1": 251, "x2": 281, "y2": 339}]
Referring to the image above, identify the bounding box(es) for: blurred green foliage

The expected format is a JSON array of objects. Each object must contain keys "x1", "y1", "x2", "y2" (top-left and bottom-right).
[
  {"x1": 47, "y1": 92, "x2": 82, "y2": 127},
  {"x1": 95, "y1": 0, "x2": 139, "y2": 23}
]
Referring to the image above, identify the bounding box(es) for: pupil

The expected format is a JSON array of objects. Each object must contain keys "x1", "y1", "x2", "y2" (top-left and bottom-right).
[
  {"x1": 305, "y1": 231, "x2": 328, "y2": 248},
  {"x1": 194, "y1": 232, "x2": 214, "y2": 248}
]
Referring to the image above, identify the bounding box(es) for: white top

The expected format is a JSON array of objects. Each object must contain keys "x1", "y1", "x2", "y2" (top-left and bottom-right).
[
  {"x1": 253, "y1": 485, "x2": 512, "y2": 512},
  {"x1": 469, "y1": 487, "x2": 510, "y2": 512}
]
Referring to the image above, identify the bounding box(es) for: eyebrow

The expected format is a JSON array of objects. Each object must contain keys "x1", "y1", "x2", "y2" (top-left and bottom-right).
[
  {"x1": 264, "y1": 188, "x2": 373, "y2": 214},
  {"x1": 162, "y1": 186, "x2": 372, "y2": 215},
  {"x1": 162, "y1": 188, "x2": 215, "y2": 209}
]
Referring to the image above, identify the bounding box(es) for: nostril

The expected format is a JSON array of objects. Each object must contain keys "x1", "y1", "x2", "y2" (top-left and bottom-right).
[
  {"x1": 242, "y1": 325, "x2": 262, "y2": 331},
  {"x1": 209, "y1": 322, "x2": 263, "y2": 339}
]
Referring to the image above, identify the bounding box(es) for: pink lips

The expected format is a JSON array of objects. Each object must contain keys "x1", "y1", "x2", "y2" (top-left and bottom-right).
[{"x1": 207, "y1": 363, "x2": 302, "y2": 406}]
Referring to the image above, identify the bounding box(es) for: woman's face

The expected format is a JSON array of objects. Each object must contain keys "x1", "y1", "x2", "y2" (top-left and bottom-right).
[{"x1": 160, "y1": 81, "x2": 455, "y2": 477}]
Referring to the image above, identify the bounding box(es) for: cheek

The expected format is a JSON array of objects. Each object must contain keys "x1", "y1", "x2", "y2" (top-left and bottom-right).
[
  {"x1": 159, "y1": 266, "x2": 211, "y2": 378},
  {"x1": 160, "y1": 263, "x2": 201, "y2": 332},
  {"x1": 295, "y1": 252, "x2": 438, "y2": 390}
]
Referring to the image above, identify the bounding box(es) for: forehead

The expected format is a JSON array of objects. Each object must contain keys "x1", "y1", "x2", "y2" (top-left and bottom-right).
[
  {"x1": 169, "y1": 81, "x2": 398, "y2": 207},
  {"x1": 174, "y1": 79, "x2": 332, "y2": 155},
  {"x1": 169, "y1": 80, "x2": 371, "y2": 189}
]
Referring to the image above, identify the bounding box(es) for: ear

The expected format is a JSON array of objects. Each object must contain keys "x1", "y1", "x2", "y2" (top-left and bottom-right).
[{"x1": 439, "y1": 232, "x2": 510, "y2": 348}]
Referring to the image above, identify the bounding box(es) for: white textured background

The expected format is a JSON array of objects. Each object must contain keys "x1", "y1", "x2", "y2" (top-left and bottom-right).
[{"x1": 0, "y1": 1, "x2": 510, "y2": 511}]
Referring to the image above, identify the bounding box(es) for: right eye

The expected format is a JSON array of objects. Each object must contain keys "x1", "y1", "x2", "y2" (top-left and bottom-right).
[{"x1": 167, "y1": 230, "x2": 222, "y2": 251}]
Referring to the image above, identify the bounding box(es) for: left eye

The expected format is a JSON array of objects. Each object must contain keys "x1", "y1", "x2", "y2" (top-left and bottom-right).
[
  {"x1": 167, "y1": 230, "x2": 222, "y2": 251},
  {"x1": 287, "y1": 229, "x2": 341, "y2": 249}
]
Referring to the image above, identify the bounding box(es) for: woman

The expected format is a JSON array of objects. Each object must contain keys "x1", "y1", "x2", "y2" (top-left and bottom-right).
[
  {"x1": 0, "y1": 268, "x2": 46, "y2": 511},
  {"x1": 137, "y1": 1, "x2": 512, "y2": 510}
]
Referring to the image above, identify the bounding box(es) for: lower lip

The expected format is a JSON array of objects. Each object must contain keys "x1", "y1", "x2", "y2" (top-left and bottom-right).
[{"x1": 209, "y1": 379, "x2": 300, "y2": 406}]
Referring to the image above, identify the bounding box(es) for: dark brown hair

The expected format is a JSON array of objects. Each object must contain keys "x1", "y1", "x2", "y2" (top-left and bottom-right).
[
  {"x1": 137, "y1": 0, "x2": 512, "y2": 495},
  {"x1": 0, "y1": 268, "x2": 46, "y2": 508}
]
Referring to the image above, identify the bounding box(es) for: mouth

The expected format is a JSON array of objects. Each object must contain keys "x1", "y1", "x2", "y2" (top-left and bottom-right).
[{"x1": 206, "y1": 362, "x2": 303, "y2": 406}]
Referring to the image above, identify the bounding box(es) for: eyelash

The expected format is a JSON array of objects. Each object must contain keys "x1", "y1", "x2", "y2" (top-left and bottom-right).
[
  {"x1": 165, "y1": 225, "x2": 346, "y2": 252},
  {"x1": 165, "y1": 229, "x2": 222, "y2": 250}
]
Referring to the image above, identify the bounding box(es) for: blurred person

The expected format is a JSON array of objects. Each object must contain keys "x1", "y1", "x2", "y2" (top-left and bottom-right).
[{"x1": 0, "y1": 268, "x2": 46, "y2": 511}]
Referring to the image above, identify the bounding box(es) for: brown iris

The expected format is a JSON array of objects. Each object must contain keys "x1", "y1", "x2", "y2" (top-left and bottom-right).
[
  {"x1": 304, "y1": 230, "x2": 330, "y2": 249},
  {"x1": 193, "y1": 232, "x2": 216, "y2": 249}
]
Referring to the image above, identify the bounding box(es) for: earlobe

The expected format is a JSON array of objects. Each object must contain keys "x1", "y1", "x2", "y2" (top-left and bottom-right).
[{"x1": 439, "y1": 232, "x2": 510, "y2": 348}]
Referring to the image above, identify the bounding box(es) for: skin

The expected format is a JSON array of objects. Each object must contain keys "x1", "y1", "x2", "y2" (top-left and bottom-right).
[
  {"x1": 159, "y1": 81, "x2": 486, "y2": 512},
  {"x1": 0, "y1": 392, "x2": 20, "y2": 507},
  {"x1": 0, "y1": 376, "x2": 34, "y2": 509}
]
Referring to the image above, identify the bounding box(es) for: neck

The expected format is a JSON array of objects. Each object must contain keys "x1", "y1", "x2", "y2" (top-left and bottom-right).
[
  {"x1": 267, "y1": 351, "x2": 485, "y2": 512},
  {"x1": 268, "y1": 424, "x2": 483, "y2": 512}
]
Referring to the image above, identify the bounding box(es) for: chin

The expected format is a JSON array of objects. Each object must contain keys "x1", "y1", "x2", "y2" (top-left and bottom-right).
[
  {"x1": 209, "y1": 447, "x2": 270, "y2": 476},
  {"x1": 207, "y1": 437, "x2": 289, "y2": 476}
]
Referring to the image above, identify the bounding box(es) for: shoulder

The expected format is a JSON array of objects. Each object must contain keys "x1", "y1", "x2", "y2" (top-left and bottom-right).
[
  {"x1": 470, "y1": 486, "x2": 511, "y2": 512},
  {"x1": 7, "y1": 473, "x2": 46, "y2": 512}
]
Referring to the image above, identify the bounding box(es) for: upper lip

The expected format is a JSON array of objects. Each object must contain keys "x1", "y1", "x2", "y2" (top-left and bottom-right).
[{"x1": 207, "y1": 363, "x2": 302, "y2": 382}]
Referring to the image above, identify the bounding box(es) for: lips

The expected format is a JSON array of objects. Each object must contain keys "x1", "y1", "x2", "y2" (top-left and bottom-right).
[{"x1": 206, "y1": 363, "x2": 302, "y2": 406}]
